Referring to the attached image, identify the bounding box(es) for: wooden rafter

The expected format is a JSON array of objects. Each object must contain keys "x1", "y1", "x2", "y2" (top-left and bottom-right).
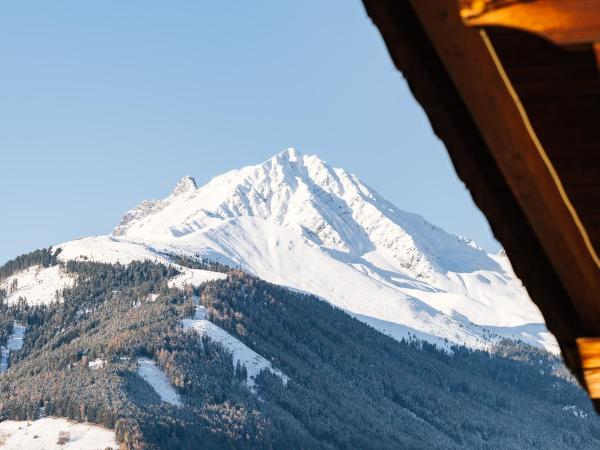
[
  {"x1": 409, "y1": 0, "x2": 600, "y2": 332},
  {"x1": 578, "y1": 338, "x2": 600, "y2": 398},
  {"x1": 362, "y1": 0, "x2": 600, "y2": 404},
  {"x1": 459, "y1": 0, "x2": 600, "y2": 47}
]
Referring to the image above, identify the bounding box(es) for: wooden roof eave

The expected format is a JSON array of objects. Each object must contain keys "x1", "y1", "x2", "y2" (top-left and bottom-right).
[
  {"x1": 459, "y1": 0, "x2": 600, "y2": 47},
  {"x1": 362, "y1": 0, "x2": 600, "y2": 403}
]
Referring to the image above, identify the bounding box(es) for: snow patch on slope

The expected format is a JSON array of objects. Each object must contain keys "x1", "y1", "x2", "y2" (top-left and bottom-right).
[
  {"x1": 57, "y1": 236, "x2": 167, "y2": 265},
  {"x1": 0, "y1": 418, "x2": 117, "y2": 450},
  {"x1": 0, "y1": 322, "x2": 26, "y2": 372},
  {"x1": 1, "y1": 265, "x2": 74, "y2": 306},
  {"x1": 136, "y1": 358, "x2": 181, "y2": 406},
  {"x1": 87, "y1": 359, "x2": 106, "y2": 370},
  {"x1": 563, "y1": 405, "x2": 588, "y2": 419},
  {"x1": 57, "y1": 236, "x2": 227, "y2": 291},
  {"x1": 182, "y1": 306, "x2": 289, "y2": 390},
  {"x1": 168, "y1": 268, "x2": 227, "y2": 289}
]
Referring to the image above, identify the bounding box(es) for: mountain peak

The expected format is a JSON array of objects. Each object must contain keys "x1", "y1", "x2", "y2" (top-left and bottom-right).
[
  {"x1": 113, "y1": 150, "x2": 499, "y2": 278},
  {"x1": 171, "y1": 175, "x2": 197, "y2": 197},
  {"x1": 277, "y1": 147, "x2": 301, "y2": 163}
]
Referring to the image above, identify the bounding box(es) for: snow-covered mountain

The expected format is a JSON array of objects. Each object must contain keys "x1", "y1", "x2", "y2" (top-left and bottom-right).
[{"x1": 7, "y1": 148, "x2": 556, "y2": 352}]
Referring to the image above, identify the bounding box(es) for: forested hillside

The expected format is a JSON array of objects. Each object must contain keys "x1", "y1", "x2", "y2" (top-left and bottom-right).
[{"x1": 0, "y1": 251, "x2": 598, "y2": 449}]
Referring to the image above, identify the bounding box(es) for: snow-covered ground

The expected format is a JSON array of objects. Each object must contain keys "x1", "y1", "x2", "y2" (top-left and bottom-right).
[
  {"x1": 168, "y1": 268, "x2": 227, "y2": 289},
  {"x1": 183, "y1": 306, "x2": 289, "y2": 390},
  {"x1": 0, "y1": 265, "x2": 74, "y2": 306},
  {"x1": 45, "y1": 149, "x2": 557, "y2": 352},
  {"x1": 87, "y1": 358, "x2": 106, "y2": 370},
  {"x1": 0, "y1": 418, "x2": 117, "y2": 449},
  {"x1": 0, "y1": 323, "x2": 26, "y2": 372},
  {"x1": 136, "y1": 357, "x2": 181, "y2": 406},
  {"x1": 0, "y1": 239, "x2": 226, "y2": 309},
  {"x1": 563, "y1": 405, "x2": 588, "y2": 419}
]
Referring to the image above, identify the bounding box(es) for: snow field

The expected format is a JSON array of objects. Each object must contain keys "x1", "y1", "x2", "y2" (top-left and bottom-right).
[
  {"x1": 0, "y1": 418, "x2": 117, "y2": 450},
  {"x1": 136, "y1": 357, "x2": 181, "y2": 406},
  {"x1": 183, "y1": 306, "x2": 289, "y2": 390},
  {"x1": 1, "y1": 265, "x2": 74, "y2": 306},
  {"x1": 0, "y1": 323, "x2": 26, "y2": 373}
]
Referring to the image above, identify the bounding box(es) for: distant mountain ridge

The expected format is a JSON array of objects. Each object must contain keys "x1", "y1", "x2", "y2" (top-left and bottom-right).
[
  {"x1": 114, "y1": 148, "x2": 495, "y2": 277},
  {"x1": 5, "y1": 149, "x2": 556, "y2": 351}
]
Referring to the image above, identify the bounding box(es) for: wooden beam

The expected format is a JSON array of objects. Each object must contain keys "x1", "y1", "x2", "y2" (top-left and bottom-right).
[
  {"x1": 578, "y1": 337, "x2": 600, "y2": 398},
  {"x1": 362, "y1": 0, "x2": 587, "y2": 386},
  {"x1": 486, "y1": 28, "x2": 600, "y2": 255},
  {"x1": 409, "y1": 1, "x2": 600, "y2": 335},
  {"x1": 460, "y1": 0, "x2": 600, "y2": 46}
]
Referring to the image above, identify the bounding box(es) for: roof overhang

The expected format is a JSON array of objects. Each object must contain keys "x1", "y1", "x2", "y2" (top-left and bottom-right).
[{"x1": 362, "y1": 0, "x2": 600, "y2": 407}]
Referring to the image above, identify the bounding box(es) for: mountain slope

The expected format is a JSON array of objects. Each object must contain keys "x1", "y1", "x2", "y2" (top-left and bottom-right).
[
  {"x1": 0, "y1": 258, "x2": 596, "y2": 449},
  {"x1": 49, "y1": 149, "x2": 554, "y2": 352}
]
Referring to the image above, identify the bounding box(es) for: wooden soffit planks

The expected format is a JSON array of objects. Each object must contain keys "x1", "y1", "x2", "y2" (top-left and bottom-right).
[
  {"x1": 485, "y1": 27, "x2": 600, "y2": 262},
  {"x1": 459, "y1": 0, "x2": 600, "y2": 47},
  {"x1": 578, "y1": 337, "x2": 600, "y2": 398},
  {"x1": 408, "y1": 0, "x2": 600, "y2": 334}
]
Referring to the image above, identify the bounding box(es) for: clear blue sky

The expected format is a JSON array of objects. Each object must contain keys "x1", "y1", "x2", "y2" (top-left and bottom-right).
[{"x1": 0, "y1": 1, "x2": 499, "y2": 264}]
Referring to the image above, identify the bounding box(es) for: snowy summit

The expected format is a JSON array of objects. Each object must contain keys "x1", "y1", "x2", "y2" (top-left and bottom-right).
[{"x1": 32, "y1": 148, "x2": 555, "y2": 352}]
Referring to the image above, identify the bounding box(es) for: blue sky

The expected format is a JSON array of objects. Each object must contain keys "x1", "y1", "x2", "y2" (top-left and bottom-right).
[{"x1": 0, "y1": 1, "x2": 499, "y2": 264}]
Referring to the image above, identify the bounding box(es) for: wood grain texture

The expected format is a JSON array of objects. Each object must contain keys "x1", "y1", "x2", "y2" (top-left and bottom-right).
[
  {"x1": 409, "y1": 0, "x2": 600, "y2": 333},
  {"x1": 578, "y1": 338, "x2": 600, "y2": 398},
  {"x1": 487, "y1": 27, "x2": 600, "y2": 260},
  {"x1": 361, "y1": 0, "x2": 584, "y2": 383},
  {"x1": 460, "y1": 0, "x2": 600, "y2": 46},
  {"x1": 361, "y1": 0, "x2": 600, "y2": 402}
]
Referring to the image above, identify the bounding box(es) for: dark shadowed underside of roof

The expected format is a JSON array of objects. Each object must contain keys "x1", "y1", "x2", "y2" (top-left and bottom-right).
[{"x1": 362, "y1": 0, "x2": 600, "y2": 409}]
